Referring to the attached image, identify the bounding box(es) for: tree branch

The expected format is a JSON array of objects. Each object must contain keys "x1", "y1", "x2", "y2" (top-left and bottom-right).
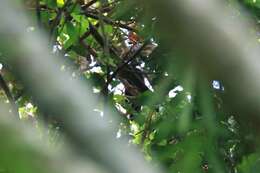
[
  {"x1": 85, "y1": 12, "x2": 137, "y2": 32},
  {"x1": 81, "y1": 0, "x2": 98, "y2": 10},
  {"x1": 107, "y1": 42, "x2": 150, "y2": 84}
]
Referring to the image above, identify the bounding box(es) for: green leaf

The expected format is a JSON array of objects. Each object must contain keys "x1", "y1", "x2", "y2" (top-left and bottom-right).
[
  {"x1": 63, "y1": 22, "x2": 79, "y2": 49},
  {"x1": 238, "y1": 154, "x2": 260, "y2": 173},
  {"x1": 44, "y1": 0, "x2": 57, "y2": 8},
  {"x1": 57, "y1": 0, "x2": 65, "y2": 8}
]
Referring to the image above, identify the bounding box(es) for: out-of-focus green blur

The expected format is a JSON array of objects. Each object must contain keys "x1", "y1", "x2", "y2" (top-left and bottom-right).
[{"x1": 1, "y1": 0, "x2": 260, "y2": 173}]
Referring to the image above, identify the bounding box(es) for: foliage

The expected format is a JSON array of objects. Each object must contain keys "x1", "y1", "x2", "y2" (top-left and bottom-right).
[{"x1": 1, "y1": 0, "x2": 260, "y2": 173}]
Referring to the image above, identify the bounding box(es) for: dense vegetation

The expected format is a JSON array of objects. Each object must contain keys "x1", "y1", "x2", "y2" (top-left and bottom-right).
[{"x1": 1, "y1": 0, "x2": 260, "y2": 173}]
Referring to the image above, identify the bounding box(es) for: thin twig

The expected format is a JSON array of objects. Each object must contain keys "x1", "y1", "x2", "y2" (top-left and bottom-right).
[
  {"x1": 99, "y1": 9, "x2": 110, "y2": 99},
  {"x1": 89, "y1": 22, "x2": 120, "y2": 56},
  {"x1": 141, "y1": 110, "x2": 154, "y2": 145},
  {"x1": 49, "y1": 0, "x2": 71, "y2": 43}
]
